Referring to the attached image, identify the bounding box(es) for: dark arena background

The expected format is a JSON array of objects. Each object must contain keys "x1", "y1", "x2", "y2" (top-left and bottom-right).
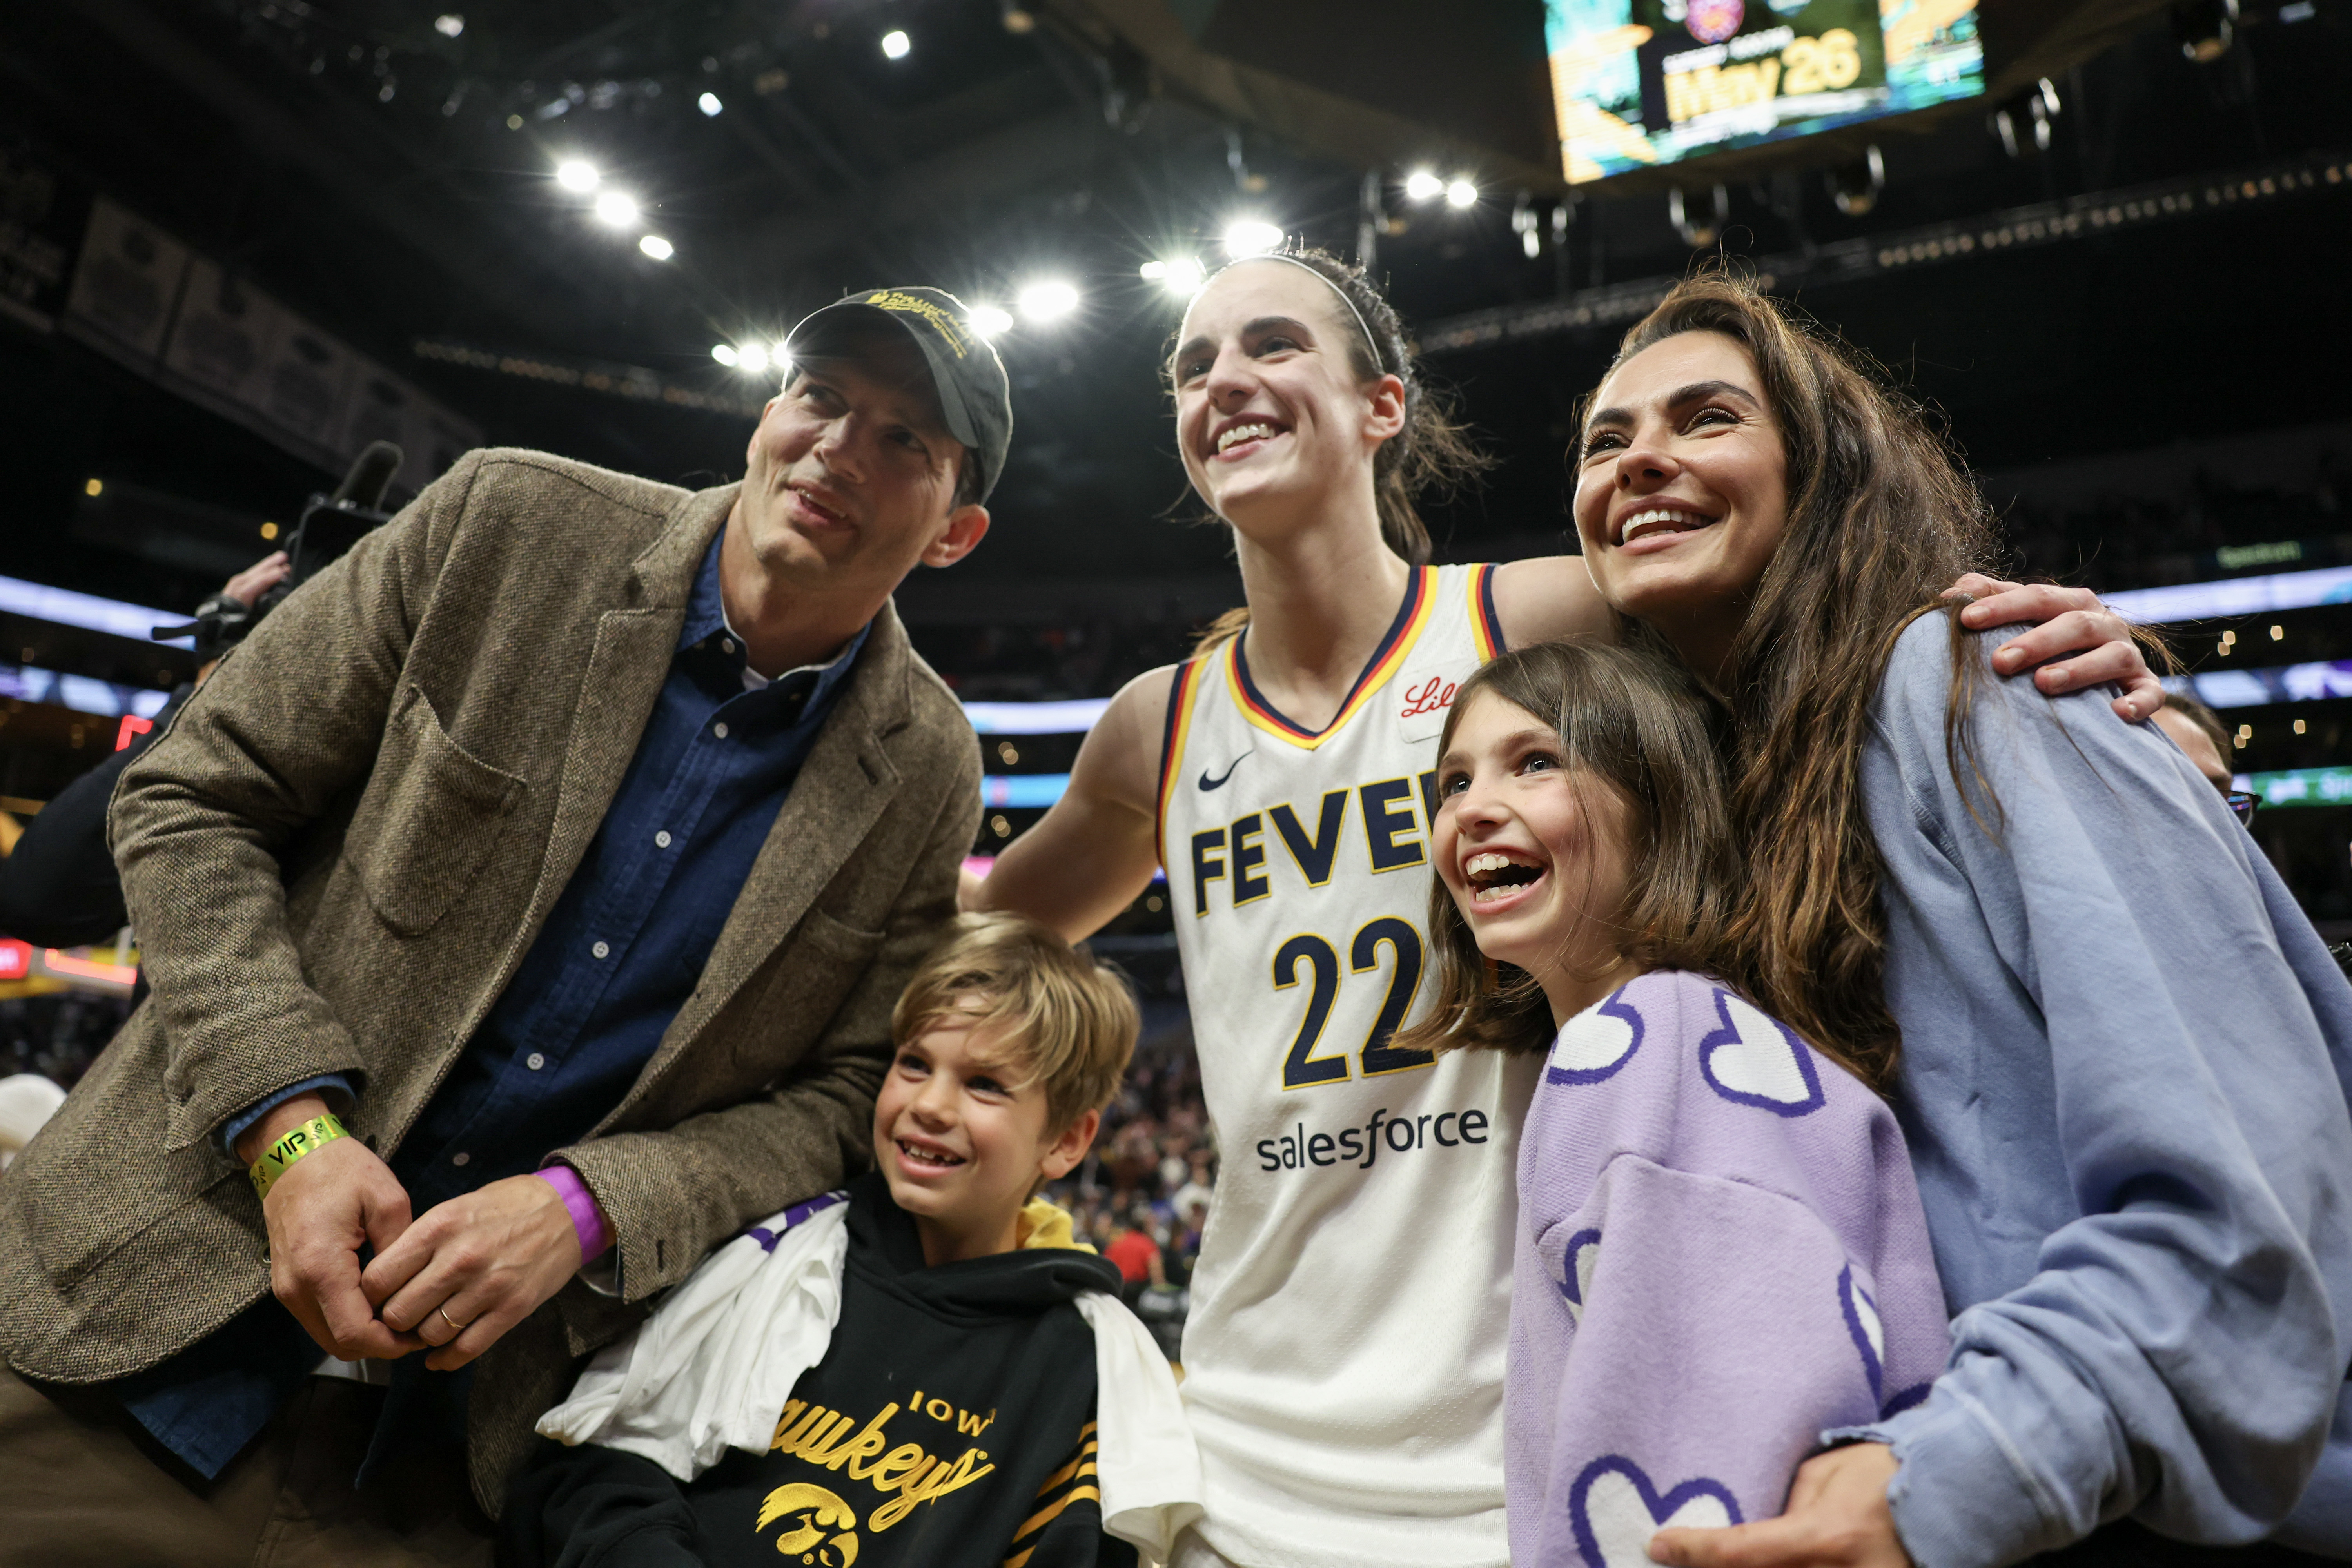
[{"x1": 4, "y1": 0, "x2": 2351, "y2": 1298}]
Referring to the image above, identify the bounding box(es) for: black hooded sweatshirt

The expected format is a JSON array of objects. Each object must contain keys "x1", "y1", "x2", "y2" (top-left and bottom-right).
[{"x1": 505, "y1": 1172, "x2": 1137, "y2": 1568}]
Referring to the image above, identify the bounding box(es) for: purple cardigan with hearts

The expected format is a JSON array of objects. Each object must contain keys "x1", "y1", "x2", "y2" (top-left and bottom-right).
[{"x1": 1506, "y1": 968, "x2": 1949, "y2": 1567}]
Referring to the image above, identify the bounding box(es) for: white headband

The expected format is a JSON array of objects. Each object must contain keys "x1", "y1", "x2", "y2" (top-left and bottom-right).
[{"x1": 1212, "y1": 253, "x2": 1385, "y2": 371}]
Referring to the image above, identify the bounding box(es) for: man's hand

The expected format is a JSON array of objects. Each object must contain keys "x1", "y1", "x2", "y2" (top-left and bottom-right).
[
  {"x1": 1945, "y1": 575, "x2": 2163, "y2": 722},
  {"x1": 361, "y1": 1174, "x2": 586, "y2": 1372},
  {"x1": 222, "y1": 551, "x2": 292, "y2": 608},
  {"x1": 242, "y1": 1093, "x2": 419, "y2": 1361},
  {"x1": 1650, "y1": 1443, "x2": 1910, "y2": 1568}
]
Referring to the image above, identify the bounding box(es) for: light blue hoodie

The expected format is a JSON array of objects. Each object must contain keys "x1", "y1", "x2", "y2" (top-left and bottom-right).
[{"x1": 1852, "y1": 612, "x2": 2352, "y2": 1564}]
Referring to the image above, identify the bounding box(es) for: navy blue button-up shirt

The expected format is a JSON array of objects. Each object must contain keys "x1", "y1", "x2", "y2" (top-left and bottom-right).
[{"x1": 122, "y1": 530, "x2": 871, "y2": 1477}]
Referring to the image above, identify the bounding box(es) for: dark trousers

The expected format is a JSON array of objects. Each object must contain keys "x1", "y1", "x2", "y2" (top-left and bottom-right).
[
  {"x1": 2027, "y1": 1522, "x2": 2340, "y2": 1567},
  {"x1": 0, "y1": 1363, "x2": 493, "y2": 1568}
]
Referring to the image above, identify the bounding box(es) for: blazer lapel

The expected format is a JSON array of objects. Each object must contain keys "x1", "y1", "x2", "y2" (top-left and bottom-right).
[
  {"x1": 622, "y1": 606, "x2": 918, "y2": 1099},
  {"x1": 474, "y1": 485, "x2": 732, "y2": 1024}
]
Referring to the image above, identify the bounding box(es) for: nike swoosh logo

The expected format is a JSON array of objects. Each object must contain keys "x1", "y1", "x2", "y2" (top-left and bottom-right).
[{"x1": 1198, "y1": 750, "x2": 1252, "y2": 791}]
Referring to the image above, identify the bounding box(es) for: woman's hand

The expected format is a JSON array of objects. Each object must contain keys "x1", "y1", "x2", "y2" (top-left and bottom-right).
[
  {"x1": 1945, "y1": 575, "x2": 2163, "y2": 722},
  {"x1": 360, "y1": 1173, "x2": 586, "y2": 1372},
  {"x1": 1650, "y1": 1442, "x2": 1910, "y2": 1568}
]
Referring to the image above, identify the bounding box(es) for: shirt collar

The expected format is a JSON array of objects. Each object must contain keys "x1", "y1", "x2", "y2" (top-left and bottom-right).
[{"x1": 680, "y1": 528, "x2": 871, "y2": 701}]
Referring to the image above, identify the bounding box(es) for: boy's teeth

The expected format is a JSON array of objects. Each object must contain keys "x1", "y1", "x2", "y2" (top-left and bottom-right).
[
  {"x1": 899, "y1": 1141, "x2": 961, "y2": 1168},
  {"x1": 1217, "y1": 422, "x2": 1277, "y2": 453}
]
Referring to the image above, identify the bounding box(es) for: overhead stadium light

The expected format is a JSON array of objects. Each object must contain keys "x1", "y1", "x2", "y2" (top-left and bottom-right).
[
  {"x1": 1403, "y1": 169, "x2": 1443, "y2": 202},
  {"x1": 1140, "y1": 257, "x2": 1207, "y2": 294},
  {"x1": 638, "y1": 234, "x2": 673, "y2": 260},
  {"x1": 1445, "y1": 178, "x2": 1478, "y2": 209},
  {"x1": 555, "y1": 160, "x2": 599, "y2": 192},
  {"x1": 711, "y1": 344, "x2": 739, "y2": 366},
  {"x1": 434, "y1": 14, "x2": 465, "y2": 38},
  {"x1": 1015, "y1": 280, "x2": 1080, "y2": 322},
  {"x1": 881, "y1": 29, "x2": 911, "y2": 60},
  {"x1": 698, "y1": 91, "x2": 723, "y2": 116},
  {"x1": 1222, "y1": 219, "x2": 1283, "y2": 257},
  {"x1": 593, "y1": 191, "x2": 640, "y2": 227},
  {"x1": 737, "y1": 343, "x2": 771, "y2": 375},
  {"x1": 967, "y1": 304, "x2": 1014, "y2": 337}
]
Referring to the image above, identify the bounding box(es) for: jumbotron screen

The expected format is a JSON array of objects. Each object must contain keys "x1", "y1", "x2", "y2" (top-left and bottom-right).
[{"x1": 1546, "y1": 0, "x2": 1985, "y2": 184}]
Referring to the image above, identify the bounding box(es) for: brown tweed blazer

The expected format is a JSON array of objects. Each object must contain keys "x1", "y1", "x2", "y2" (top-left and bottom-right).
[{"x1": 0, "y1": 448, "x2": 980, "y2": 1512}]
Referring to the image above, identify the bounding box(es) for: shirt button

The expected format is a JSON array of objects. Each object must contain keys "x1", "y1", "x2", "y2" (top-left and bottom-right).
[
  {"x1": 720, "y1": 639, "x2": 736, "y2": 655},
  {"x1": 592, "y1": 940, "x2": 610, "y2": 959},
  {"x1": 655, "y1": 830, "x2": 672, "y2": 848},
  {"x1": 526, "y1": 1052, "x2": 546, "y2": 1071},
  {"x1": 713, "y1": 722, "x2": 730, "y2": 739},
  {"x1": 451, "y1": 1152, "x2": 470, "y2": 1167}
]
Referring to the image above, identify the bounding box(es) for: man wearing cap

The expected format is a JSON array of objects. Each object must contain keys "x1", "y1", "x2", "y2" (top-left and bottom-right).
[{"x1": 0, "y1": 289, "x2": 1011, "y2": 1564}]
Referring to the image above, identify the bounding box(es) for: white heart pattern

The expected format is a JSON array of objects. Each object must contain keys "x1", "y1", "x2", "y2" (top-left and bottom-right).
[
  {"x1": 1569, "y1": 1455, "x2": 1741, "y2": 1568},
  {"x1": 1838, "y1": 1263, "x2": 1885, "y2": 1402},
  {"x1": 1549, "y1": 989, "x2": 1645, "y2": 1087},
  {"x1": 1697, "y1": 990, "x2": 1826, "y2": 1116},
  {"x1": 1560, "y1": 1228, "x2": 1602, "y2": 1327}
]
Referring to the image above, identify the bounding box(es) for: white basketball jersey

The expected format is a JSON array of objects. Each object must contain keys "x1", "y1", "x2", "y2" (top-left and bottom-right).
[{"x1": 1158, "y1": 563, "x2": 1538, "y2": 1568}]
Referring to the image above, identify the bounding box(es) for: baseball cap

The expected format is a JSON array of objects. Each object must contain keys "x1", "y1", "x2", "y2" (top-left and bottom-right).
[{"x1": 784, "y1": 287, "x2": 1013, "y2": 504}]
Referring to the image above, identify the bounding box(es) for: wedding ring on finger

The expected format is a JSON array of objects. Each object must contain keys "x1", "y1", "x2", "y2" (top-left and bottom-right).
[{"x1": 437, "y1": 1305, "x2": 467, "y2": 1336}]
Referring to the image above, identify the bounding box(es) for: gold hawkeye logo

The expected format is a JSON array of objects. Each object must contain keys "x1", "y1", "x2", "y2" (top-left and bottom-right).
[{"x1": 757, "y1": 1482, "x2": 861, "y2": 1564}]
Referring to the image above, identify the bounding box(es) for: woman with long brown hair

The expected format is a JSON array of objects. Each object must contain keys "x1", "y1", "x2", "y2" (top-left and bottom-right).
[
  {"x1": 1563, "y1": 273, "x2": 2352, "y2": 1566},
  {"x1": 972, "y1": 246, "x2": 2163, "y2": 1568}
]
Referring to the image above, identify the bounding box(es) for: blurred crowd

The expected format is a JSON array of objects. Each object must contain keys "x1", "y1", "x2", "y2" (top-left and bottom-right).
[{"x1": 1038, "y1": 1021, "x2": 1214, "y2": 1357}]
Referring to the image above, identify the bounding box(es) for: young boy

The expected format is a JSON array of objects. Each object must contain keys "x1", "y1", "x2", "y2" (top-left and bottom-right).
[{"x1": 507, "y1": 914, "x2": 1169, "y2": 1568}]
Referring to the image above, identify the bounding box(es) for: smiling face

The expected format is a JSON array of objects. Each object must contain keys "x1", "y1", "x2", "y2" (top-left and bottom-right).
[
  {"x1": 1572, "y1": 331, "x2": 1791, "y2": 682},
  {"x1": 733, "y1": 328, "x2": 988, "y2": 609},
  {"x1": 1433, "y1": 690, "x2": 1638, "y2": 1025},
  {"x1": 873, "y1": 1003, "x2": 1100, "y2": 1267},
  {"x1": 1170, "y1": 260, "x2": 1404, "y2": 540}
]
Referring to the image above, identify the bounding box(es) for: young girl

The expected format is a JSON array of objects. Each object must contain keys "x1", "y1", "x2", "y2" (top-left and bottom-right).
[{"x1": 1399, "y1": 640, "x2": 1951, "y2": 1568}]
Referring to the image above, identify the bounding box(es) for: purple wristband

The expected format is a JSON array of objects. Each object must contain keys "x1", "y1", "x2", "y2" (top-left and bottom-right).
[{"x1": 535, "y1": 1164, "x2": 612, "y2": 1263}]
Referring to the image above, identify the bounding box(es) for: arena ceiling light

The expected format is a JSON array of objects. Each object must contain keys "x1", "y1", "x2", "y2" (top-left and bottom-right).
[
  {"x1": 698, "y1": 92, "x2": 723, "y2": 117},
  {"x1": 638, "y1": 234, "x2": 674, "y2": 261},
  {"x1": 735, "y1": 343, "x2": 772, "y2": 375},
  {"x1": 1445, "y1": 177, "x2": 1479, "y2": 209},
  {"x1": 711, "y1": 344, "x2": 739, "y2": 367},
  {"x1": 967, "y1": 304, "x2": 1014, "y2": 337},
  {"x1": 1221, "y1": 219, "x2": 1284, "y2": 257},
  {"x1": 1140, "y1": 257, "x2": 1207, "y2": 294},
  {"x1": 1015, "y1": 280, "x2": 1080, "y2": 323},
  {"x1": 881, "y1": 29, "x2": 912, "y2": 60},
  {"x1": 593, "y1": 191, "x2": 640, "y2": 227},
  {"x1": 433, "y1": 13, "x2": 464, "y2": 38},
  {"x1": 1403, "y1": 169, "x2": 1444, "y2": 202},
  {"x1": 555, "y1": 160, "x2": 599, "y2": 192}
]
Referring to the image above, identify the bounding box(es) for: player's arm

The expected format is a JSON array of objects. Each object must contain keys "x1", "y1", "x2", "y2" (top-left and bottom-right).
[
  {"x1": 1494, "y1": 554, "x2": 2160, "y2": 720},
  {"x1": 968, "y1": 665, "x2": 1173, "y2": 942}
]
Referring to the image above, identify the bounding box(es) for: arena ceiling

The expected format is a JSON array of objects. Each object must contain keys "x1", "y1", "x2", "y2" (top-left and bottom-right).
[{"x1": 3, "y1": 0, "x2": 2350, "y2": 613}]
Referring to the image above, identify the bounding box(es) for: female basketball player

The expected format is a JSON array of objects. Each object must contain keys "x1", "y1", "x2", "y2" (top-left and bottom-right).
[
  {"x1": 1565, "y1": 273, "x2": 2352, "y2": 1567},
  {"x1": 1401, "y1": 639, "x2": 1949, "y2": 1568},
  {"x1": 970, "y1": 249, "x2": 2160, "y2": 1568}
]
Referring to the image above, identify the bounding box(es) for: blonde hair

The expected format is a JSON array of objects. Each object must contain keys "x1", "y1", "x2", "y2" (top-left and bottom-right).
[{"x1": 891, "y1": 913, "x2": 1140, "y2": 1132}]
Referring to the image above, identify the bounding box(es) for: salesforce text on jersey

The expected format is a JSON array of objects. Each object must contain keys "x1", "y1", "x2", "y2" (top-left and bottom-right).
[{"x1": 1256, "y1": 1105, "x2": 1492, "y2": 1172}]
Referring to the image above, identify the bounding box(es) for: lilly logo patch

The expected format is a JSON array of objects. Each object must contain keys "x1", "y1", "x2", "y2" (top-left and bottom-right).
[
  {"x1": 1549, "y1": 989, "x2": 1644, "y2": 1087},
  {"x1": 1561, "y1": 1227, "x2": 1602, "y2": 1327},
  {"x1": 1697, "y1": 990, "x2": 1825, "y2": 1116},
  {"x1": 1568, "y1": 1455, "x2": 1742, "y2": 1568},
  {"x1": 1838, "y1": 1263, "x2": 1884, "y2": 1403}
]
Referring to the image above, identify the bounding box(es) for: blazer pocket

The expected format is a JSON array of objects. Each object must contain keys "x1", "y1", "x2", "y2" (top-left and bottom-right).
[{"x1": 345, "y1": 685, "x2": 527, "y2": 936}]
